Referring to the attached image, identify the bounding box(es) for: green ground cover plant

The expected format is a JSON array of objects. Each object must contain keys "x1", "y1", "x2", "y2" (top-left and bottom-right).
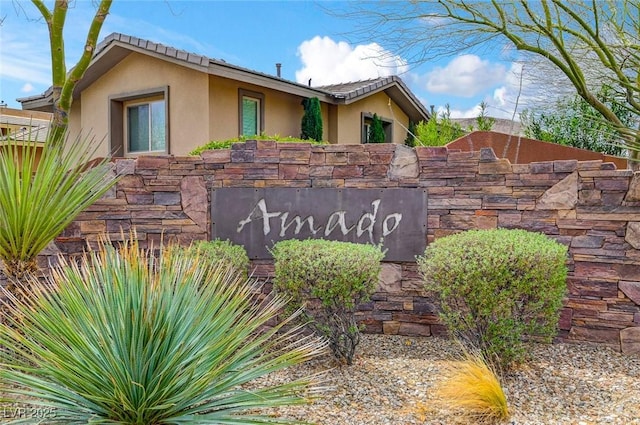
[
  {"x1": 417, "y1": 228, "x2": 568, "y2": 370},
  {"x1": 271, "y1": 239, "x2": 385, "y2": 365},
  {"x1": 0, "y1": 236, "x2": 327, "y2": 424},
  {"x1": 190, "y1": 134, "x2": 326, "y2": 155}
]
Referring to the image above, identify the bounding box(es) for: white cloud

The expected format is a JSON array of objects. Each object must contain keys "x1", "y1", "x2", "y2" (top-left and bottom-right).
[
  {"x1": 426, "y1": 54, "x2": 506, "y2": 97},
  {"x1": 295, "y1": 36, "x2": 408, "y2": 86},
  {"x1": 490, "y1": 62, "x2": 544, "y2": 119},
  {"x1": 446, "y1": 104, "x2": 482, "y2": 119},
  {"x1": 21, "y1": 83, "x2": 35, "y2": 93}
]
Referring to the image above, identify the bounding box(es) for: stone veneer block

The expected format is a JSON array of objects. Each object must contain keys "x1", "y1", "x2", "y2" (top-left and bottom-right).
[
  {"x1": 537, "y1": 171, "x2": 578, "y2": 210},
  {"x1": 377, "y1": 263, "x2": 403, "y2": 293},
  {"x1": 256, "y1": 140, "x2": 277, "y2": 149},
  {"x1": 388, "y1": 145, "x2": 419, "y2": 179},
  {"x1": 347, "y1": 151, "x2": 370, "y2": 165},
  {"x1": 398, "y1": 322, "x2": 431, "y2": 337},
  {"x1": 415, "y1": 146, "x2": 448, "y2": 161},
  {"x1": 116, "y1": 158, "x2": 136, "y2": 175},
  {"x1": 180, "y1": 176, "x2": 207, "y2": 229},
  {"x1": 625, "y1": 222, "x2": 640, "y2": 249},
  {"x1": 478, "y1": 158, "x2": 512, "y2": 175},
  {"x1": 624, "y1": 172, "x2": 640, "y2": 202},
  {"x1": 279, "y1": 149, "x2": 310, "y2": 164},
  {"x1": 201, "y1": 150, "x2": 231, "y2": 163},
  {"x1": 364, "y1": 143, "x2": 396, "y2": 153},
  {"x1": 479, "y1": 147, "x2": 498, "y2": 162},
  {"x1": 554, "y1": 160, "x2": 578, "y2": 173},
  {"x1": 529, "y1": 161, "x2": 554, "y2": 173},
  {"x1": 620, "y1": 281, "x2": 640, "y2": 304},
  {"x1": 137, "y1": 156, "x2": 170, "y2": 169},
  {"x1": 620, "y1": 327, "x2": 640, "y2": 354},
  {"x1": 325, "y1": 152, "x2": 348, "y2": 165},
  {"x1": 332, "y1": 165, "x2": 363, "y2": 178}
]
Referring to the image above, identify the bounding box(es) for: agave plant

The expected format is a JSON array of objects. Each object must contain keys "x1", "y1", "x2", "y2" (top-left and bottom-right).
[
  {"x1": 0, "y1": 237, "x2": 328, "y2": 424},
  {"x1": 0, "y1": 130, "x2": 117, "y2": 288}
]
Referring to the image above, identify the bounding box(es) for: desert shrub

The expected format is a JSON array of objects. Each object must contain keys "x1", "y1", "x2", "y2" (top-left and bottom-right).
[
  {"x1": 417, "y1": 228, "x2": 568, "y2": 369},
  {"x1": 271, "y1": 239, "x2": 385, "y2": 365},
  {"x1": 177, "y1": 239, "x2": 250, "y2": 278},
  {"x1": 0, "y1": 236, "x2": 327, "y2": 424},
  {"x1": 435, "y1": 347, "x2": 510, "y2": 424}
]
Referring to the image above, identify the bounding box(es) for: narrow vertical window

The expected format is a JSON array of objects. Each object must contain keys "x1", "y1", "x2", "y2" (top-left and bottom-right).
[{"x1": 242, "y1": 97, "x2": 260, "y2": 136}]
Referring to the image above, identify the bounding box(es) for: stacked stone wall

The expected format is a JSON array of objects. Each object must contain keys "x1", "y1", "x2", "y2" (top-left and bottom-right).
[{"x1": 50, "y1": 140, "x2": 640, "y2": 353}]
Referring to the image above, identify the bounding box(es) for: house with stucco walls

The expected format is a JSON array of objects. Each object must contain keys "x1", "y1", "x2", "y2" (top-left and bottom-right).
[{"x1": 19, "y1": 33, "x2": 429, "y2": 157}]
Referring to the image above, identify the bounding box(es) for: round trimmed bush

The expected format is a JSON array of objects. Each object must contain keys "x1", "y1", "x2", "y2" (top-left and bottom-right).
[
  {"x1": 271, "y1": 239, "x2": 385, "y2": 365},
  {"x1": 417, "y1": 228, "x2": 568, "y2": 369}
]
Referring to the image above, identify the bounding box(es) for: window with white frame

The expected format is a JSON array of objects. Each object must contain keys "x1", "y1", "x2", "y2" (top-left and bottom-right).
[
  {"x1": 127, "y1": 100, "x2": 166, "y2": 153},
  {"x1": 238, "y1": 89, "x2": 265, "y2": 137},
  {"x1": 242, "y1": 97, "x2": 260, "y2": 136}
]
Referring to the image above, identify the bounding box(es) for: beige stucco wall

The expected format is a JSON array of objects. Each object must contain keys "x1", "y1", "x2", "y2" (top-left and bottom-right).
[
  {"x1": 71, "y1": 52, "x2": 412, "y2": 155},
  {"x1": 75, "y1": 53, "x2": 209, "y2": 157},
  {"x1": 334, "y1": 91, "x2": 410, "y2": 145},
  {"x1": 208, "y1": 76, "x2": 329, "y2": 142}
]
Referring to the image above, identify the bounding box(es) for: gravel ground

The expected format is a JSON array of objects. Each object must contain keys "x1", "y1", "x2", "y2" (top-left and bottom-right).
[{"x1": 254, "y1": 334, "x2": 640, "y2": 424}]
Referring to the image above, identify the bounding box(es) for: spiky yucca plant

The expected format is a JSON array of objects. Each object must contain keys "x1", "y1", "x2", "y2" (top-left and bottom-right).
[
  {"x1": 0, "y1": 132, "x2": 117, "y2": 288},
  {"x1": 436, "y1": 348, "x2": 510, "y2": 424},
  {"x1": 0, "y1": 236, "x2": 328, "y2": 424}
]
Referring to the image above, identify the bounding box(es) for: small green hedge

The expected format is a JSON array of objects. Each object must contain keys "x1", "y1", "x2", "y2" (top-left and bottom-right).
[
  {"x1": 417, "y1": 229, "x2": 568, "y2": 370},
  {"x1": 271, "y1": 239, "x2": 385, "y2": 365},
  {"x1": 190, "y1": 134, "x2": 326, "y2": 155},
  {"x1": 177, "y1": 239, "x2": 249, "y2": 278}
]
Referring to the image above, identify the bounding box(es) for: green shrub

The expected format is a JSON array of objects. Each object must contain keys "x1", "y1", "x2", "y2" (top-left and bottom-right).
[
  {"x1": 368, "y1": 113, "x2": 386, "y2": 143},
  {"x1": 417, "y1": 229, "x2": 568, "y2": 370},
  {"x1": 271, "y1": 239, "x2": 385, "y2": 365},
  {"x1": 414, "y1": 104, "x2": 466, "y2": 147},
  {"x1": 301, "y1": 97, "x2": 323, "y2": 142},
  {"x1": 0, "y1": 236, "x2": 327, "y2": 424},
  {"x1": 178, "y1": 239, "x2": 250, "y2": 278},
  {"x1": 190, "y1": 134, "x2": 326, "y2": 155}
]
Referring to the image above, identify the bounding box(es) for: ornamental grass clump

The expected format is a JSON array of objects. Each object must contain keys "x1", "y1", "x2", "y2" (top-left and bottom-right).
[
  {"x1": 0, "y1": 236, "x2": 327, "y2": 424},
  {"x1": 271, "y1": 239, "x2": 385, "y2": 365},
  {"x1": 436, "y1": 348, "x2": 510, "y2": 424},
  {"x1": 417, "y1": 228, "x2": 568, "y2": 370}
]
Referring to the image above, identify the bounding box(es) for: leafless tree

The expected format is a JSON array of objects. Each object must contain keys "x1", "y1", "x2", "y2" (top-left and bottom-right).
[{"x1": 343, "y1": 0, "x2": 640, "y2": 167}]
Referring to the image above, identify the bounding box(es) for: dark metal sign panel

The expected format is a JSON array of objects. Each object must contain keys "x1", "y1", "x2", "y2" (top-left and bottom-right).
[{"x1": 211, "y1": 188, "x2": 427, "y2": 261}]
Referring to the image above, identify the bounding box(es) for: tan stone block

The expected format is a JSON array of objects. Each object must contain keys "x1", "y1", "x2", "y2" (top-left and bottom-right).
[
  {"x1": 79, "y1": 220, "x2": 106, "y2": 233},
  {"x1": 625, "y1": 222, "x2": 640, "y2": 249},
  {"x1": 389, "y1": 145, "x2": 419, "y2": 180},
  {"x1": 383, "y1": 321, "x2": 401, "y2": 335},
  {"x1": 620, "y1": 327, "x2": 640, "y2": 354},
  {"x1": 537, "y1": 171, "x2": 578, "y2": 210},
  {"x1": 478, "y1": 158, "x2": 512, "y2": 175},
  {"x1": 624, "y1": 173, "x2": 640, "y2": 202},
  {"x1": 377, "y1": 263, "x2": 403, "y2": 293},
  {"x1": 181, "y1": 176, "x2": 208, "y2": 229},
  {"x1": 398, "y1": 322, "x2": 431, "y2": 337},
  {"x1": 620, "y1": 281, "x2": 640, "y2": 304}
]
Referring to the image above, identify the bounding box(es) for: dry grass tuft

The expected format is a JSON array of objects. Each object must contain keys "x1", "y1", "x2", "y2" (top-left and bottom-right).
[{"x1": 435, "y1": 349, "x2": 510, "y2": 424}]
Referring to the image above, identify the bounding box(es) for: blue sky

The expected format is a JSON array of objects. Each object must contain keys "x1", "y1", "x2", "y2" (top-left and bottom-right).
[{"x1": 0, "y1": 0, "x2": 526, "y2": 119}]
